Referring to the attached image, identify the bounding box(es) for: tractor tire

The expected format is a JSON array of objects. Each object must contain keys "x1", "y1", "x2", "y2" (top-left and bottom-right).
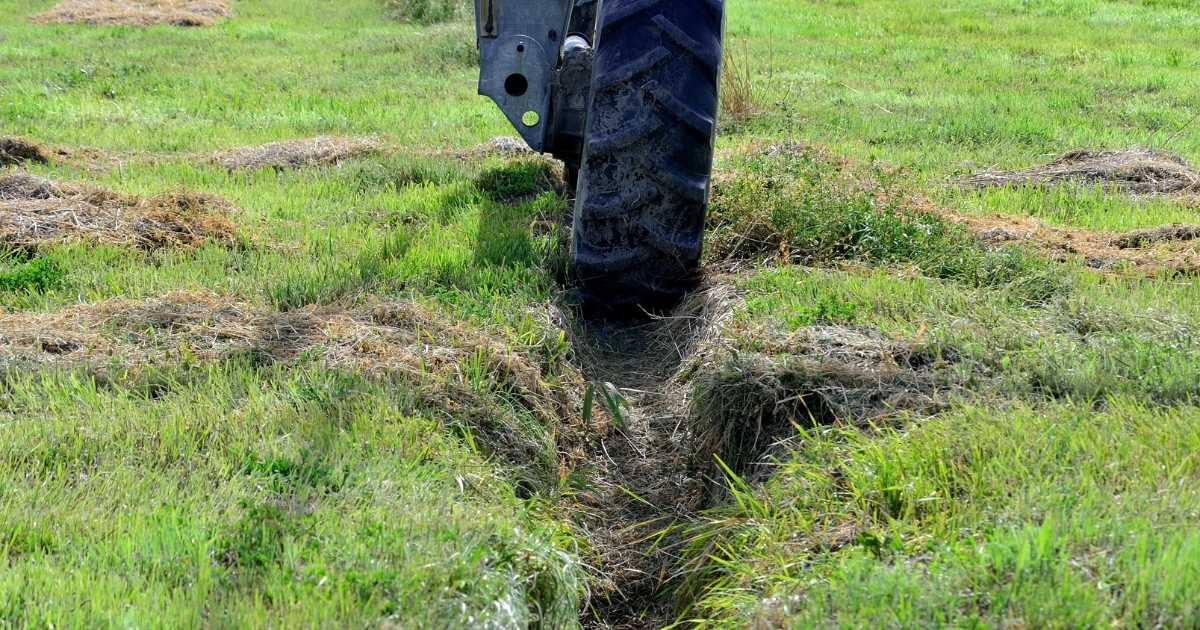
[{"x1": 570, "y1": 0, "x2": 724, "y2": 317}]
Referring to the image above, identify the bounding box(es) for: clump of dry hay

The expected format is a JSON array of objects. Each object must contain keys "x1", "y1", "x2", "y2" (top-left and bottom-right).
[
  {"x1": 682, "y1": 298, "x2": 955, "y2": 489},
  {"x1": 205, "y1": 136, "x2": 382, "y2": 171},
  {"x1": 962, "y1": 147, "x2": 1200, "y2": 196},
  {"x1": 0, "y1": 138, "x2": 49, "y2": 168},
  {"x1": 30, "y1": 0, "x2": 232, "y2": 26},
  {"x1": 0, "y1": 173, "x2": 236, "y2": 250},
  {"x1": 437, "y1": 136, "x2": 534, "y2": 160}
]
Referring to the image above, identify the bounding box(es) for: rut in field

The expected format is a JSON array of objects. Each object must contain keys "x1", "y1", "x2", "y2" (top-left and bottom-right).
[{"x1": 566, "y1": 276, "x2": 955, "y2": 629}]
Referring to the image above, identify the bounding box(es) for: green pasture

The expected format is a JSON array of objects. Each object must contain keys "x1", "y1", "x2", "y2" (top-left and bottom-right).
[{"x1": 1, "y1": 0, "x2": 1199, "y2": 628}]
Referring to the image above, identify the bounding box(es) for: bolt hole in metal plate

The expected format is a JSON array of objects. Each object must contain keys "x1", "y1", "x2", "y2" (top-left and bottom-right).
[
  {"x1": 505, "y1": 73, "x2": 529, "y2": 97},
  {"x1": 522, "y1": 111, "x2": 540, "y2": 127},
  {"x1": 517, "y1": 44, "x2": 525, "y2": 52}
]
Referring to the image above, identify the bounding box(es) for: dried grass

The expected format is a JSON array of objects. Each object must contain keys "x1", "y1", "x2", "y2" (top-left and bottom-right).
[
  {"x1": 30, "y1": 0, "x2": 233, "y2": 26},
  {"x1": 436, "y1": 136, "x2": 535, "y2": 161},
  {"x1": 961, "y1": 147, "x2": 1200, "y2": 196},
  {"x1": 0, "y1": 138, "x2": 49, "y2": 168},
  {"x1": 205, "y1": 136, "x2": 382, "y2": 171},
  {"x1": 0, "y1": 173, "x2": 236, "y2": 250},
  {"x1": 938, "y1": 205, "x2": 1200, "y2": 272},
  {"x1": 720, "y1": 36, "x2": 764, "y2": 126}
]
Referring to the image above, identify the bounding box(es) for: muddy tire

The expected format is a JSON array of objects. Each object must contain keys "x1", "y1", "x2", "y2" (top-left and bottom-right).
[{"x1": 570, "y1": 0, "x2": 724, "y2": 316}]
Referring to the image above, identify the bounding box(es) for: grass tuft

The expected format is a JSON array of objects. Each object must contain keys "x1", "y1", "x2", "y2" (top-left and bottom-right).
[
  {"x1": 474, "y1": 157, "x2": 563, "y2": 201},
  {"x1": 381, "y1": 0, "x2": 466, "y2": 24},
  {"x1": 710, "y1": 144, "x2": 1052, "y2": 289},
  {"x1": 720, "y1": 36, "x2": 764, "y2": 127}
]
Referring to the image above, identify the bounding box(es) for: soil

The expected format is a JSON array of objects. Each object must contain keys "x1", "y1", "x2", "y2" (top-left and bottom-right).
[{"x1": 30, "y1": 0, "x2": 233, "y2": 26}]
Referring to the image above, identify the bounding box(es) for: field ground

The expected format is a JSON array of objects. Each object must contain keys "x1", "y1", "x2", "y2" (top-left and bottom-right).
[{"x1": 1, "y1": 0, "x2": 1200, "y2": 628}]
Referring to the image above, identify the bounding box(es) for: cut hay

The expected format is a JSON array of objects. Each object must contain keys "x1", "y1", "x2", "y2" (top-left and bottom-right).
[
  {"x1": 30, "y1": 0, "x2": 232, "y2": 26},
  {"x1": 438, "y1": 136, "x2": 535, "y2": 160},
  {"x1": 1114, "y1": 224, "x2": 1200, "y2": 249},
  {"x1": 961, "y1": 147, "x2": 1200, "y2": 196},
  {"x1": 206, "y1": 136, "x2": 382, "y2": 171},
  {"x1": 0, "y1": 173, "x2": 236, "y2": 250},
  {"x1": 0, "y1": 292, "x2": 585, "y2": 471},
  {"x1": 942, "y1": 207, "x2": 1200, "y2": 272},
  {"x1": 0, "y1": 137, "x2": 50, "y2": 168}
]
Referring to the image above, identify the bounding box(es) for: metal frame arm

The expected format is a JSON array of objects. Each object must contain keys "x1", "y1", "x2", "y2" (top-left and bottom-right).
[{"x1": 474, "y1": 0, "x2": 574, "y2": 152}]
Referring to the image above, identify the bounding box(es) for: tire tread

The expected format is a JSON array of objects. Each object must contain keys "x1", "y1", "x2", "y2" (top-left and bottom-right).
[{"x1": 571, "y1": 0, "x2": 724, "y2": 316}]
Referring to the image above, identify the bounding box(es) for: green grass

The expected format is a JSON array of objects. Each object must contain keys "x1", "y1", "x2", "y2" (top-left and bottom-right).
[
  {"x1": 726, "y1": 0, "x2": 1200, "y2": 229},
  {"x1": 0, "y1": 364, "x2": 581, "y2": 629},
  {"x1": 2, "y1": 0, "x2": 1200, "y2": 627},
  {"x1": 677, "y1": 399, "x2": 1200, "y2": 628},
  {"x1": 709, "y1": 145, "x2": 1058, "y2": 289}
]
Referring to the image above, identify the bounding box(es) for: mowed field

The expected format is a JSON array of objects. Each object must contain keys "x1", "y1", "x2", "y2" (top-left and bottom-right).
[{"x1": 2, "y1": 0, "x2": 1200, "y2": 628}]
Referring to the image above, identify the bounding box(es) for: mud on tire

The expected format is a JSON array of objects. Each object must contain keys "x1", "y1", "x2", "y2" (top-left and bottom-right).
[{"x1": 570, "y1": 0, "x2": 725, "y2": 316}]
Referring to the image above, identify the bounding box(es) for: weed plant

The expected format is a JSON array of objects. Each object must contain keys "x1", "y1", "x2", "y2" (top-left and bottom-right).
[{"x1": 0, "y1": 256, "x2": 64, "y2": 293}]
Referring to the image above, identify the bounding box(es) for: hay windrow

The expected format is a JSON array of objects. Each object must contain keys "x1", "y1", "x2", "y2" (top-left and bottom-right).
[
  {"x1": 205, "y1": 136, "x2": 382, "y2": 171},
  {"x1": 0, "y1": 291, "x2": 585, "y2": 470},
  {"x1": 938, "y1": 206, "x2": 1200, "y2": 272},
  {"x1": 0, "y1": 137, "x2": 50, "y2": 168},
  {"x1": 30, "y1": 0, "x2": 233, "y2": 26},
  {"x1": 0, "y1": 173, "x2": 236, "y2": 250},
  {"x1": 961, "y1": 147, "x2": 1200, "y2": 196},
  {"x1": 0, "y1": 138, "x2": 153, "y2": 172},
  {"x1": 1114, "y1": 224, "x2": 1200, "y2": 249}
]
